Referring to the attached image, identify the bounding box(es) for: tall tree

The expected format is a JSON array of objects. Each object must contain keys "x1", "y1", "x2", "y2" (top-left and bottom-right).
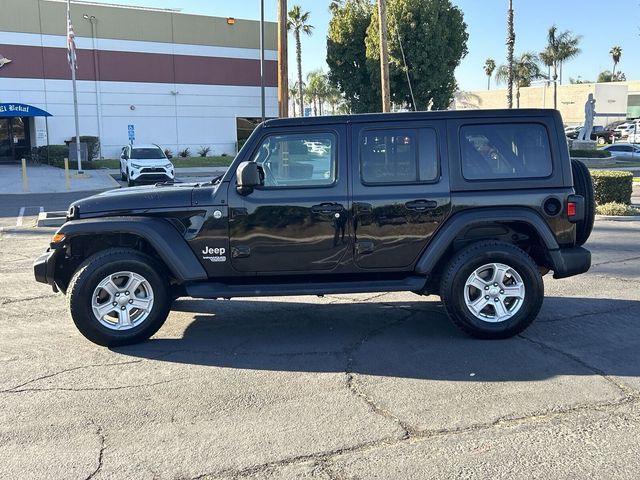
[
  {"x1": 496, "y1": 52, "x2": 546, "y2": 108},
  {"x1": 327, "y1": 0, "x2": 379, "y2": 113},
  {"x1": 365, "y1": 0, "x2": 468, "y2": 110},
  {"x1": 610, "y1": 46, "x2": 622, "y2": 77},
  {"x1": 287, "y1": 5, "x2": 314, "y2": 116},
  {"x1": 539, "y1": 25, "x2": 581, "y2": 109},
  {"x1": 506, "y1": 0, "x2": 515, "y2": 108},
  {"x1": 597, "y1": 70, "x2": 626, "y2": 83},
  {"x1": 484, "y1": 58, "x2": 496, "y2": 90},
  {"x1": 288, "y1": 81, "x2": 299, "y2": 116}
]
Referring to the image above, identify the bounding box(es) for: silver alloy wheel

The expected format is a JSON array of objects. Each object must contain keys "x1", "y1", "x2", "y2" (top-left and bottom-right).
[
  {"x1": 463, "y1": 262, "x2": 525, "y2": 323},
  {"x1": 91, "y1": 271, "x2": 154, "y2": 331}
]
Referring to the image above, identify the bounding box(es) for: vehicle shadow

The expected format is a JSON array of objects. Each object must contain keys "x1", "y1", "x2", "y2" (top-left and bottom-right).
[{"x1": 115, "y1": 296, "x2": 640, "y2": 382}]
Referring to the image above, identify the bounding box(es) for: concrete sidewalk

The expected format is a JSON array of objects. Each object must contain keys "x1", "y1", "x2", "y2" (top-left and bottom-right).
[{"x1": 0, "y1": 164, "x2": 119, "y2": 195}]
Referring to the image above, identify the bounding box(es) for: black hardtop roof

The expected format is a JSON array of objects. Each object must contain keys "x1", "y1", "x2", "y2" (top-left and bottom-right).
[{"x1": 263, "y1": 108, "x2": 559, "y2": 128}]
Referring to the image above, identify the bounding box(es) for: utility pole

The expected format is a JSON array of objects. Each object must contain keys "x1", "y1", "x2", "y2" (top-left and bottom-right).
[
  {"x1": 259, "y1": 0, "x2": 265, "y2": 122},
  {"x1": 377, "y1": 0, "x2": 391, "y2": 113},
  {"x1": 506, "y1": 0, "x2": 515, "y2": 109},
  {"x1": 277, "y1": 0, "x2": 288, "y2": 117}
]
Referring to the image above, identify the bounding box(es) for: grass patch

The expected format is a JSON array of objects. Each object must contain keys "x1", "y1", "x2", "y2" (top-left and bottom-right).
[
  {"x1": 596, "y1": 202, "x2": 640, "y2": 216},
  {"x1": 55, "y1": 156, "x2": 233, "y2": 170},
  {"x1": 633, "y1": 177, "x2": 640, "y2": 183}
]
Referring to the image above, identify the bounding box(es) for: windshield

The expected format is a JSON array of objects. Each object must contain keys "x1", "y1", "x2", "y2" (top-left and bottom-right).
[{"x1": 132, "y1": 148, "x2": 165, "y2": 159}]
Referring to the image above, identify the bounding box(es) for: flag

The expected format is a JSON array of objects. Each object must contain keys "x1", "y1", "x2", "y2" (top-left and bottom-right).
[{"x1": 67, "y1": 1, "x2": 77, "y2": 71}]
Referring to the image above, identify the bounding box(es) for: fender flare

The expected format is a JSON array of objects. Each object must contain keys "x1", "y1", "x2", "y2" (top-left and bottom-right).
[
  {"x1": 415, "y1": 207, "x2": 560, "y2": 275},
  {"x1": 57, "y1": 217, "x2": 208, "y2": 282}
]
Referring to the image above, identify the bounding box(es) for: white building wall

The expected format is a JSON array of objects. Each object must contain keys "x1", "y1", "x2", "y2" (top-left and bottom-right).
[{"x1": 0, "y1": 77, "x2": 277, "y2": 158}]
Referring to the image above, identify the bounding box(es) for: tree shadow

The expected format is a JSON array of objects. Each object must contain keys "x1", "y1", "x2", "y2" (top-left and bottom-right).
[{"x1": 114, "y1": 296, "x2": 640, "y2": 382}]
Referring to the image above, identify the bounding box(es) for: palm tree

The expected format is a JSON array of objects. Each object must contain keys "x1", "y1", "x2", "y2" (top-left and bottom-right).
[
  {"x1": 506, "y1": 0, "x2": 515, "y2": 108},
  {"x1": 288, "y1": 82, "x2": 299, "y2": 116},
  {"x1": 484, "y1": 59, "x2": 496, "y2": 90},
  {"x1": 287, "y1": 5, "x2": 314, "y2": 117},
  {"x1": 539, "y1": 25, "x2": 581, "y2": 109},
  {"x1": 610, "y1": 46, "x2": 622, "y2": 78},
  {"x1": 496, "y1": 52, "x2": 546, "y2": 108}
]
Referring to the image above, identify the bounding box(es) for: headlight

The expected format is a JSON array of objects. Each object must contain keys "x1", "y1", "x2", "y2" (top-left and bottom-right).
[
  {"x1": 165, "y1": 163, "x2": 173, "y2": 169},
  {"x1": 131, "y1": 163, "x2": 142, "y2": 169}
]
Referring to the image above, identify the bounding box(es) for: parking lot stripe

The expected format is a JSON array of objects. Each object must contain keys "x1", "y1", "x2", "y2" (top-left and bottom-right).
[{"x1": 16, "y1": 207, "x2": 25, "y2": 227}]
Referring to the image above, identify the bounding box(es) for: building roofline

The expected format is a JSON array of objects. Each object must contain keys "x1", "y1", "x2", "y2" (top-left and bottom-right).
[{"x1": 46, "y1": 0, "x2": 182, "y2": 13}]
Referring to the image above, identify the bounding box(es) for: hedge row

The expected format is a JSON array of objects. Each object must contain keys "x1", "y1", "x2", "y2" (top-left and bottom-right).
[
  {"x1": 570, "y1": 149, "x2": 612, "y2": 158},
  {"x1": 590, "y1": 170, "x2": 634, "y2": 205}
]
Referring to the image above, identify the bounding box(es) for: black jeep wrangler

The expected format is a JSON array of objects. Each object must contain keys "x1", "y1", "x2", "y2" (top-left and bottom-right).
[{"x1": 34, "y1": 109, "x2": 594, "y2": 346}]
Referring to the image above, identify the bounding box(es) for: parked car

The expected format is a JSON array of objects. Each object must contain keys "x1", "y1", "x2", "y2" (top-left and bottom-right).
[
  {"x1": 564, "y1": 125, "x2": 582, "y2": 136},
  {"x1": 120, "y1": 144, "x2": 175, "y2": 187},
  {"x1": 615, "y1": 123, "x2": 636, "y2": 138},
  {"x1": 602, "y1": 144, "x2": 640, "y2": 159},
  {"x1": 628, "y1": 132, "x2": 640, "y2": 144},
  {"x1": 35, "y1": 109, "x2": 594, "y2": 346},
  {"x1": 566, "y1": 125, "x2": 616, "y2": 144}
]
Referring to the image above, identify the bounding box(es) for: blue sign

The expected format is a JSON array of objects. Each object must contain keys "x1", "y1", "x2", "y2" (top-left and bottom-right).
[
  {"x1": 303, "y1": 107, "x2": 312, "y2": 117},
  {"x1": 128, "y1": 124, "x2": 135, "y2": 141},
  {"x1": 0, "y1": 103, "x2": 52, "y2": 117}
]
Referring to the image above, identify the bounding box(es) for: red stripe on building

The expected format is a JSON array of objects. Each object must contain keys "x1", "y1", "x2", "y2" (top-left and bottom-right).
[{"x1": 0, "y1": 44, "x2": 278, "y2": 87}]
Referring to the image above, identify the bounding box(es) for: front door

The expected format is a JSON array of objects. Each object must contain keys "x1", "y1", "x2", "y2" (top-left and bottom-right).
[
  {"x1": 228, "y1": 126, "x2": 351, "y2": 273},
  {"x1": 350, "y1": 120, "x2": 451, "y2": 270},
  {"x1": 0, "y1": 117, "x2": 30, "y2": 163}
]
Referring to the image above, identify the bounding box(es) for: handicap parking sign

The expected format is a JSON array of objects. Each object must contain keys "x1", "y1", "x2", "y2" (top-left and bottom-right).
[{"x1": 128, "y1": 124, "x2": 135, "y2": 141}]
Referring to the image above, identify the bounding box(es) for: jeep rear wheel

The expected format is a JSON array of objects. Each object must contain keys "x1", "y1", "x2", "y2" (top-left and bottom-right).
[
  {"x1": 67, "y1": 248, "x2": 171, "y2": 346},
  {"x1": 571, "y1": 159, "x2": 595, "y2": 246},
  {"x1": 440, "y1": 241, "x2": 544, "y2": 339}
]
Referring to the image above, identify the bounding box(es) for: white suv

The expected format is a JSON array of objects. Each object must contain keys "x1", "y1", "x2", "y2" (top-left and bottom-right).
[{"x1": 120, "y1": 144, "x2": 175, "y2": 187}]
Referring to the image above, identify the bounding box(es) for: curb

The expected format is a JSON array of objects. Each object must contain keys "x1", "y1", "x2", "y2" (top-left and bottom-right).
[
  {"x1": 37, "y1": 211, "x2": 67, "y2": 227},
  {"x1": 595, "y1": 215, "x2": 640, "y2": 222}
]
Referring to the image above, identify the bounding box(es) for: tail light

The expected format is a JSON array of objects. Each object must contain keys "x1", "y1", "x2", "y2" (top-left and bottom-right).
[{"x1": 567, "y1": 194, "x2": 584, "y2": 223}]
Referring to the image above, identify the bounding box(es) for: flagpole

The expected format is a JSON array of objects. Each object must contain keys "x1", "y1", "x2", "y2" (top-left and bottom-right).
[{"x1": 68, "y1": 0, "x2": 83, "y2": 173}]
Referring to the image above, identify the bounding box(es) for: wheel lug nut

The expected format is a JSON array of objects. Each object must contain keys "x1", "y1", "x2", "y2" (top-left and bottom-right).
[
  {"x1": 500, "y1": 290, "x2": 504, "y2": 294},
  {"x1": 125, "y1": 291, "x2": 130, "y2": 295},
  {"x1": 121, "y1": 306, "x2": 126, "y2": 310},
  {"x1": 129, "y1": 299, "x2": 133, "y2": 304},
  {"x1": 115, "y1": 293, "x2": 120, "y2": 297},
  {"x1": 484, "y1": 295, "x2": 489, "y2": 300},
  {"x1": 494, "y1": 298, "x2": 500, "y2": 302},
  {"x1": 493, "y1": 283, "x2": 498, "y2": 287},
  {"x1": 484, "y1": 286, "x2": 489, "y2": 291},
  {"x1": 112, "y1": 302, "x2": 117, "y2": 306}
]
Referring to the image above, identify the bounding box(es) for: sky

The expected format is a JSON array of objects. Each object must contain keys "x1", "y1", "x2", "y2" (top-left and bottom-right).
[{"x1": 85, "y1": 0, "x2": 639, "y2": 91}]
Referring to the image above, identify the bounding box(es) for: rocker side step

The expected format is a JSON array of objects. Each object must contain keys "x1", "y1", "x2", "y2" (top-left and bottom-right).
[{"x1": 185, "y1": 275, "x2": 426, "y2": 299}]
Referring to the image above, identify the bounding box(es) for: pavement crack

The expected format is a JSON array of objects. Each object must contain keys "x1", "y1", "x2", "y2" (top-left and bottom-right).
[
  {"x1": 591, "y1": 255, "x2": 640, "y2": 267},
  {"x1": 85, "y1": 422, "x2": 105, "y2": 480},
  {"x1": 342, "y1": 311, "x2": 417, "y2": 440},
  {"x1": 0, "y1": 352, "x2": 175, "y2": 393},
  {"x1": 518, "y1": 334, "x2": 635, "y2": 396},
  {"x1": 0, "y1": 294, "x2": 58, "y2": 305},
  {"x1": 4, "y1": 378, "x2": 179, "y2": 394}
]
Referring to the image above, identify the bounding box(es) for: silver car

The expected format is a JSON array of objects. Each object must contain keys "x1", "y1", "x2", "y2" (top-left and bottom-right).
[{"x1": 602, "y1": 143, "x2": 640, "y2": 160}]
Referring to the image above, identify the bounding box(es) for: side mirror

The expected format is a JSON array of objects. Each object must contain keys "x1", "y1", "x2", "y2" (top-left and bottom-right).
[{"x1": 236, "y1": 161, "x2": 264, "y2": 195}]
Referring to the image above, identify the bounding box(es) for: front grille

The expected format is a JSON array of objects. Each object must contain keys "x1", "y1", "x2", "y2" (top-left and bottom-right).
[{"x1": 140, "y1": 167, "x2": 166, "y2": 173}]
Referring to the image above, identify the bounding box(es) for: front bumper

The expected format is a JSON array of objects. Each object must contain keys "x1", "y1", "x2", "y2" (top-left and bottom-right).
[
  {"x1": 33, "y1": 249, "x2": 61, "y2": 291},
  {"x1": 550, "y1": 247, "x2": 591, "y2": 279}
]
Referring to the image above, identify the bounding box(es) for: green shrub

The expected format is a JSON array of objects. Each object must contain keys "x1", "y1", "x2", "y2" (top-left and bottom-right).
[
  {"x1": 596, "y1": 202, "x2": 640, "y2": 216},
  {"x1": 197, "y1": 146, "x2": 211, "y2": 157},
  {"x1": 570, "y1": 149, "x2": 611, "y2": 158},
  {"x1": 66, "y1": 136, "x2": 100, "y2": 160},
  {"x1": 590, "y1": 170, "x2": 633, "y2": 204},
  {"x1": 45, "y1": 145, "x2": 70, "y2": 167},
  {"x1": 178, "y1": 147, "x2": 191, "y2": 158}
]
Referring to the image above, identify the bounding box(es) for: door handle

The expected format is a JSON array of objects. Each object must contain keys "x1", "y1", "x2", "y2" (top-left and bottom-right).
[
  {"x1": 405, "y1": 200, "x2": 437, "y2": 211},
  {"x1": 311, "y1": 203, "x2": 343, "y2": 214},
  {"x1": 354, "y1": 202, "x2": 373, "y2": 214}
]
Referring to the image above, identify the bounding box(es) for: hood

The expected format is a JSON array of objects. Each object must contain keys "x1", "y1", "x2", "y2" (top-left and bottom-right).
[{"x1": 71, "y1": 183, "x2": 196, "y2": 216}]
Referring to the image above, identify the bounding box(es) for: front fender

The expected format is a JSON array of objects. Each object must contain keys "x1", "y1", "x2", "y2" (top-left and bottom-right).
[{"x1": 56, "y1": 217, "x2": 208, "y2": 282}]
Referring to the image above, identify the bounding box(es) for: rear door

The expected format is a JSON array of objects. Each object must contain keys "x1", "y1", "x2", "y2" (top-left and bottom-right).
[{"x1": 350, "y1": 120, "x2": 451, "y2": 270}]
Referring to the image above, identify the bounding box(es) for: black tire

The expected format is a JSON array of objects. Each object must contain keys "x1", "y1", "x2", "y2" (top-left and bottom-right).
[
  {"x1": 440, "y1": 241, "x2": 544, "y2": 339},
  {"x1": 67, "y1": 248, "x2": 171, "y2": 346},
  {"x1": 571, "y1": 159, "x2": 595, "y2": 246},
  {"x1": 597, "y1": 136, "x2": 605, "y2": 145},
  {"x1": 120, "y1": 165, "x2": 126, "y2": 181},
  {"x1": 127, "y1": 174, "x2": 135, "y2": 187}
]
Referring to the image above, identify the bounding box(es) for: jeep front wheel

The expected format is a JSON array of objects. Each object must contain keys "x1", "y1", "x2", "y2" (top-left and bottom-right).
[
  {"x1": 440, "y1": 241, "x2": 544, "y2": 339},
  {"x1": 67, "y1": 248, "x2": 171, "y2": 346}
]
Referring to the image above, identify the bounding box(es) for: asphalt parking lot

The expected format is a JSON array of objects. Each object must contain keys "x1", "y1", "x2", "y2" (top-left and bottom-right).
[{"x1": 1, "y1": 220, "x2": 639, "y2": 479}]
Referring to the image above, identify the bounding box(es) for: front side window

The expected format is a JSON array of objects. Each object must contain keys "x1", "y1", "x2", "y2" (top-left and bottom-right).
[
  {"x1": 360, "y1": 128, "x2": 438, "y2": 184},
  {"x1": 460, "y1": 123, "x2": 552, "y2": 180},
  {"x1": 252, "y1": 132, "x2": 336, "y2": 187}
]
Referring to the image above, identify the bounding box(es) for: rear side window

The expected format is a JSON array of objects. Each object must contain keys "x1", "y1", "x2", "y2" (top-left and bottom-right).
[
  {"x1": 460, "y1": 123, "x2": 552, "y2": 180},
  {"x1": 360, "y1": 128, "x2": 438, "y2": 184}
]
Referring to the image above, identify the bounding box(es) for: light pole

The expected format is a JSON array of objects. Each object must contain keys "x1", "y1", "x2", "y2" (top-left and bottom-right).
[{"x1": 83, "y1": 13, "x2": 103, "y2": 159}]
